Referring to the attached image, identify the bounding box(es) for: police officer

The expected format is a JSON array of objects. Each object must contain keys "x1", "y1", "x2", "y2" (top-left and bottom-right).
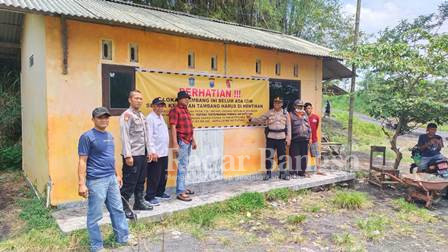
[
  {"x1": 120, "y1": 90, "x2": 153, "y2": 219},
  {"x1": 248, "y1": 97, "x2": 291, "y2": 180}
]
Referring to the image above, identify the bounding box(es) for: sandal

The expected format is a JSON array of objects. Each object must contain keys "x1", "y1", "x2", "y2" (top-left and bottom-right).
[
  {"x1": 177, "y1": 194, "x2": 192, "y2": 202},
  {"x1": 185, "y1": 189, "x2": 195, "y2": 195}
]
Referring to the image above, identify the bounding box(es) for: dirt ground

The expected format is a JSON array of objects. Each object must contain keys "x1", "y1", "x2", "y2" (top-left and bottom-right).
[{"x1": 116, "y1": 181, "x2": 448, "y2": 252}]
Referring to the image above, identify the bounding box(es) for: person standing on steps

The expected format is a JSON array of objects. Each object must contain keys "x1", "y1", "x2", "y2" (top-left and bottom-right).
[
  {"x1": 247, "y1": 97, "x2": 291, "y2": 181},
  {"x1": 145, "y1": 97, "x2": 170, "y2": 206},
  {"x1": 289, "y1": 99, "x2": 311, "y2": 178},
  {"x1": 78, "y1": 107, "x2": 130, "y2": 252},
  {"x1": 304, "y1": 102, "x2": 324, "y2": 175},
  {"x1": 169, "y1": 91, "x2": 197, "y2": 202},
  {"x1": 120, "y1": 90, "x2": 153, "y2": 219}
]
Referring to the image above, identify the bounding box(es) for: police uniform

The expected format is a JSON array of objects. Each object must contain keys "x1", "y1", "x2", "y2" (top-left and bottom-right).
[
  {"x1": 249, "y1": 97, "x2": 291, "y2": 180},
  {"x1": 120, "y1": 107, "x2": 152, "y2": 215}
]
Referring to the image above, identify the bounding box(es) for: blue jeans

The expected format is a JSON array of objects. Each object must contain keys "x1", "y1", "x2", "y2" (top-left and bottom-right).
[
  {"x1": 176, "y1": 139, "x2": 191, "y2": 195},
  {"x1": 86, "y1": 175, "x2": 129, "y2": 252},
  {"x1": 417, "y1": 153, "x2": 446, "y2": 171}
]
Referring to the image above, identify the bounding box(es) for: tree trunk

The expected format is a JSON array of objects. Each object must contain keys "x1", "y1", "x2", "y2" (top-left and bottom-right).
[{"x1": 390, "y1": 130, "x2": 402, "y2": 170}]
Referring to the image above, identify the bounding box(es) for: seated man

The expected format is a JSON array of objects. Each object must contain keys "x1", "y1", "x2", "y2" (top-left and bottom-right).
[{"x1": 417, "y1": 123, "x2": 446, "y2": 171}]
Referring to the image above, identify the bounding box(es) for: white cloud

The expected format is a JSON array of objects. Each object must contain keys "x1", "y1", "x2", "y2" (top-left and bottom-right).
[{"x1": 342, "y1": 1, "x2": 414, "y2": 35}]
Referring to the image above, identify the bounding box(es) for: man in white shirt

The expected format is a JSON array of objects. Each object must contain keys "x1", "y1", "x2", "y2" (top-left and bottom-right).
[{"x1": 145, "y1": 97, "x2": 170, "y2": 206}]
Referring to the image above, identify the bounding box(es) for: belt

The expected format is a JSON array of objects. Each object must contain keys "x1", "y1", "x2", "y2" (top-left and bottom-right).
[{"x1": 268, "y1": 128, "x2": 286, "y2": 133}]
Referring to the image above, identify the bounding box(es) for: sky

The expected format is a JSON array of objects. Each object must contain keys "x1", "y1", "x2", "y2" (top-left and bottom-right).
[{"x1": 341, "y1": 0, "x2": 448, "y2": 36}]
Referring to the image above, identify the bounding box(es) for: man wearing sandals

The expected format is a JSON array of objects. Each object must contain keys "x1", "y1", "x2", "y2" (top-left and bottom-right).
[{"x1": 169, "y1": 91, "x2": 197, "y2": 201}]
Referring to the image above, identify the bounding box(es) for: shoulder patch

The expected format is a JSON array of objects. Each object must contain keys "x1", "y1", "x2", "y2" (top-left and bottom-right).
[{"x1": 124, "y1": 113, "x2": 131, "y2": 122}]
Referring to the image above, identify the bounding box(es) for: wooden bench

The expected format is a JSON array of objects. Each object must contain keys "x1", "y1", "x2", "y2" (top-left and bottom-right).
[{"x1": 368, "y1": 146, "x2": 400, "y2": 189}]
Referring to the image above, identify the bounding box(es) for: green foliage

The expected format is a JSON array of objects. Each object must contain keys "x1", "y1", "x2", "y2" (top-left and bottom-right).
[
  {"x1": 226, "y1": 192, "x2": 266, "y2": 212},
  {"x1": 357, "y1": 215, "x2": 391, "y2": 240},
  {"x1": 286, "y1": 214, "x2": 306, "y2": 225},
  {"x1": 0, "y1": 66, "x2": 21, "y2": 147},
  {"x1": 341, "y1": 3, "x2": 448, "y2": 168},
  {"x1": 0, "y1": 143, "x2": 22, "y2": 170},
  {"x1": 332, "y1": 232, "x2": 356, "y2": 247},
  {"x1": 332, "y1": 190, "x2": 368, "y2": 209},
  {"x1": 265, "y1": 188, "x2": 291, "y2": 201},
  {"x1": 130, "y1": 0, "x2": 355, "y2": 50},
  {"x1": 393, "y1": 198, "x2": 437, "y2": 223},
  {"x1": 18, "y1": 197, "x2": 57, "y2": 231}
]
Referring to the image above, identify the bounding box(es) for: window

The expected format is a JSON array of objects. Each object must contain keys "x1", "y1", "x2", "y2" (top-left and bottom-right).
[
  {"x1": 293, "y1": 64, "x2": 299, "y2": 77},
  {"x1": 255, "y1": 59, "x2": 261, "y2": 74},
  {"x1": 211, "y1": 55, "x2": 217, "y2": 71},
  {"x1": 102, "y1": 40, "x2": 112, "y2": 60},
  {"x1": 102, "y1": 64, "x2": 135, "y2": 115},
  {"x1": 188, "y1": 51, "x2": 195, "y2": 68},
  {"x1": 269, "y1": 79, "x2": 301, "y2": 112},
  {"x1": 129, "y1": 43, "x2": 138, "y2": 63},
  {"x1": 275, "y1": 63, "x2": 281, "y2": 76}
]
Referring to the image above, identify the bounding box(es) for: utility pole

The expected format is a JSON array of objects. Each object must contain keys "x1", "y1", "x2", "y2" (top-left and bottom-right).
[{"x1": 347, "y1": 0, "x2": 361, "y2": 170}]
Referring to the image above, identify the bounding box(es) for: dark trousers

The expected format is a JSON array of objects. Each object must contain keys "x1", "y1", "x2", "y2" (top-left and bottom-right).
[
  {"x1": 266, "y1": 138, "x2": 287, "y2": 174},
  {"x1": 120, "y1": 155, "x2": 147, "y2": 200},
  {"x1": 290, "y1": 140, "x2": 309, "y2": 176},
  {"x1": 145, "y1": 156, "x2": 168, "y2": 200}
]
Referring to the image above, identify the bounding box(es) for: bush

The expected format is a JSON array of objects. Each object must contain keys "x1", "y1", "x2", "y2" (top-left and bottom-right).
[
  {"x1": 0, "y1": 67, "x2": 21, "y2": 146},
  {"x1": 0, "y1": 143, "x2": 22, "y2": 170}
]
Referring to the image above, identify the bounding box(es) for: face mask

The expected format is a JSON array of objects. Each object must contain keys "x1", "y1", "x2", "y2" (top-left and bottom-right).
[{"x1": 295, "y1": 108, "x2": 304, "y2": 113}]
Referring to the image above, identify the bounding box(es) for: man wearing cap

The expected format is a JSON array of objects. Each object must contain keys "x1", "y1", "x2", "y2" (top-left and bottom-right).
[
  {"x1": 120, "y1": 90, "x2": 153, "y2": 219},
  {"x1": 78, "y1": 107, "x2": 130, "y2": 251},
  {"x1": 145, "y1": 97, "x2": 170, "y2": 206},
  {"x1": 169, "y1": 91, "x2": 197, "y2": 202},
  {"x1": 289, "y1": 99, "x2": 311, "y2": 178},
  {"x1": 248, "y1": 97, "x2": 291, "y2": 180}
]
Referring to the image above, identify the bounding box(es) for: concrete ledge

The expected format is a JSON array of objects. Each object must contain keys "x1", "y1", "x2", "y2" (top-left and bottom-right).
[{"x1": 52, "y1": 170, "x2": 355, "y2": 233}]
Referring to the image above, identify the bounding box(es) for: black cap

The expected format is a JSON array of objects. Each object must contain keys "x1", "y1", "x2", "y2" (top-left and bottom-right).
[
  {"x1": 175, "y1": 91, "x2": 191, "y2": 101},
  {"x1": 92, "y1": 107, "x2": 111, "y2": 118},
  {"x1": 151, "y1": 97, "x2": 166, "y2": 106}
]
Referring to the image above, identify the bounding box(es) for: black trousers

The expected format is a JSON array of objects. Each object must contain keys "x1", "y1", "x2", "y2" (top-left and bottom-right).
[
  {"x1": 145, "y1": 156, "x2": 168, "y2": 200},
  {"x1": 120, "y1": 155, "x2": 147, "y2": 200},
  {"x1": 265, "y1": 138, "x2": 287, "y2": 174},
  {"x1": 290, "y1": 140, "x2": 309, "y2": 176}
]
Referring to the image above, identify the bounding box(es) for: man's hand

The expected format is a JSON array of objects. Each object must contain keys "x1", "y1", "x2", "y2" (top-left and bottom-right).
[
  {"x1": 286, "y1": 139, "x2": 291, "y2": 147},
  {"x1": 149, "y1": 153, "x2": 158, "y2": 162},
  {"x1": 172, "y1": 143, "x2": 180, "y2": 155},
  {"x1": 117, "y1": 176, "x2": 123, "y2": 188},
  {"x1": 192, "y1": 139, "x2": 197, "y2": 150},
  {"x1": 125, "y1": 156, "x2": 134, "y2": 167},
  {"x1": 78, "y1": 184, "x2": 88, "y2": 198}
]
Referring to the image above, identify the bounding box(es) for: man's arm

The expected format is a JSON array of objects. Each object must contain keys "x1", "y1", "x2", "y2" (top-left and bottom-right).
[
  {"x1": 418, "y1": 135, "x2": 431, "y2": 151},
  {"x1": 248, "y1": 111, "x2": 269, "y2": 124},
  {"x1": 120, "y1": 114, "x2": 132, "y2": 158},
  {"x1": 78, "y1": 156, "x2": 88, "y2": 198},
  {"x1": 146, "y1": 116, "x2": 158, "y2": 161}
]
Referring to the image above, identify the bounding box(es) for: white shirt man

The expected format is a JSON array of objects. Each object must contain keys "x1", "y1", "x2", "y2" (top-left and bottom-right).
[{"x1": 144, "y1": 97, "x2": 170, "y2": 206}]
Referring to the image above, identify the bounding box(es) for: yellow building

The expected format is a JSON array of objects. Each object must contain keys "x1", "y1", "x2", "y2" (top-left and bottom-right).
[{"x1": 0, "y1": 0, "x2": 351, "y2": 206}]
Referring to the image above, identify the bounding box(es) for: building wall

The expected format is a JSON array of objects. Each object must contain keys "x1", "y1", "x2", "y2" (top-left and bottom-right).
[
  {"x1": 43, "y1": 16, "x2": 322, "y2": 205},
  {"x1": 21, "y1": 14, "x2": 49, "y2": 193}
]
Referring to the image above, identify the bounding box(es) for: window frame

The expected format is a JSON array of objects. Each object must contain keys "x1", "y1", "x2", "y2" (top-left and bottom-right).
[
  {"x1": 102, "y1": 64, "x2": 136, "y2": 116},
  {"x1": 293, "y1": 64, "x2": 299, "y2": 77},
  {"x1": 129, "y1": 43, "x2": 139, "y2": 63},
  {"x1": 275, "y1": 63, "x2": 281, "y2": 76},
  {"x1": 188, "y1": 51, "x2": 195, "y2": 69},
  {"x1": 255, "y1": 59, "x2": 261, "y2": 74},
  {"x1": 101, "y1": 40, "x2": 113, "y2": 60},
  {"x1": 211, "y1": 55, "x2": 218, "y2": 71}
]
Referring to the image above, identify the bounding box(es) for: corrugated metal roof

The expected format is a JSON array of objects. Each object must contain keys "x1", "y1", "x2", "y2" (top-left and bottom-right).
[{"x1": 0, "y1": 0, "x2": 338, "y2": 59}]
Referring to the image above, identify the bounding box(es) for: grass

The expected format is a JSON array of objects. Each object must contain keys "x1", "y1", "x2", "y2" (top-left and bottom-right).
[
  {"x1": 324, "y1": 93, "x2": 370, "y2": 115},
  {"x1": 265, "y1": 188, "x2": 291, "y2": 202},
  {"x1": 356, "y1": 215, "x2": 391, "y2": 240},
  {"x1": 393, "y1": 198, "x2": 437, "y2": 223},
  {"x1": 332, "y1": 190, "x2": 369, "y2": 209},
  {"x1": 286, "y1": 214, "x2": 307, "y2": 225},
  {"x1": 332, "y1": 232, "x2": 356, "y2": 248}
]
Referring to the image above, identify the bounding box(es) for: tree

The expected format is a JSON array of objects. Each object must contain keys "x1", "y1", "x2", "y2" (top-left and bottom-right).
[
  {"x1": 344, "y1": 2, "x2": 448, "y2": 169},
  {"x1": 128, "y1": 0, "x2": 355, "y2": 50}
]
